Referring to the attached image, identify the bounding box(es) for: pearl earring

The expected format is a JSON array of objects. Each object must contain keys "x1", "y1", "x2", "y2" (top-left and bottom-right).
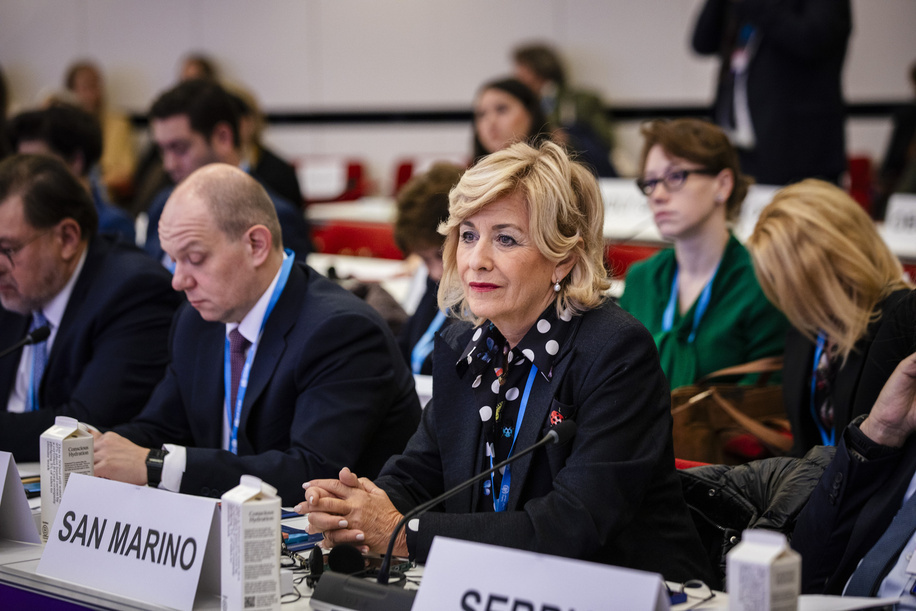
[{"x1": 554, "y1": 281, "x2": 561, "y2": 293}]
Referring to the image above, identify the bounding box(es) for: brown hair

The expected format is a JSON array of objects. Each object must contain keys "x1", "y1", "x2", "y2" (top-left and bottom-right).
[
  {"x1": 639, "y1": 118, "x2": 751, "y2": 220},
  {"x1": 393, "y1": 163, "x2": 465, "y2": 255}
]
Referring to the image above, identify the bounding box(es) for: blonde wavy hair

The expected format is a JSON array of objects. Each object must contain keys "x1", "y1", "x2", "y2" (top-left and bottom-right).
[
  {"x1": 747, "y1": 179, "x2": 911, "y2": 362},
  {"x1": 437, "y1": 140, "x2": 610, "y2": 326}
]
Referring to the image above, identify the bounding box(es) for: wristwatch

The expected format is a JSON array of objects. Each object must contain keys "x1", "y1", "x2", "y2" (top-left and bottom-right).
[{"x1": 146, "y1": 448, "x2": 169, "y2": 488}]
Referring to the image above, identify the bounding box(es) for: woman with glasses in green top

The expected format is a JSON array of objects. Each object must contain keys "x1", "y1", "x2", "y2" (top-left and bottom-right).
[{"x1": 618, "y1": 118, "x2": 788, "y2": 389}]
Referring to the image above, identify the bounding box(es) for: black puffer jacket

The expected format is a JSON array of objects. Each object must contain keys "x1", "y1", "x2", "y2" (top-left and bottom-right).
[{"x1": 679, "y1": 446, "x2": 836, "y2": 589}]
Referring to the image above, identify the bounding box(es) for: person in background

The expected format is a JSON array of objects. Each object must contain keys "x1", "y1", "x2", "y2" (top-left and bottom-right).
[
  {"x1": 228, "y1": 88, "x2": 303, "y2": 207},
  {"x1": 392, "y1": 162, "x2": 465, "y2": 375},
  {"x1": 143, "y1": 79, "x2": 310, "y2": 265},
  {"x1": 179, "y1": 53, "x2": 220, "y2": 83},
  {"x1": 0, "y1": 154, "x2": 179, "y2": 462},
  {"x1": 128, "y1": 53, "x2": 220, "y2": 219},
  {"x1": 747, "y1": 179, "x2": 915, "y2": 457},
  {"x1": 691, "y1": 0, "x2": 851, "y2": 186},
  {"x1": 875, "y1": 60, "x2": 916, "y2": 219},
  {"x1": 299, "y1": 141, "x2": 713, "y2": 583},
  {"x1": 93, "y1": 164, "x2": 421, "y2": 505},
  {"x1": 64, "y1": 60, "x2": 137, "y2": 202},
  {"x1": 513, "y1": 42, "x2": 617, "y2": 177},
  {"x1": 7, "y1": 104, "x2": 135, "y2": 243},
  {"x1": 472, "y1": 77, "x2": 550, "y2": 164},
  {"x1": 619, "y1": 118, "x2": 787, "y2": 389}
]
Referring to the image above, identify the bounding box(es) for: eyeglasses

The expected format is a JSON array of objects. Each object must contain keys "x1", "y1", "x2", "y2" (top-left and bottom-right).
[
  {"x1": 0, "y1": 230, "x2": 52, "y2": 268},
  {"x1": 635, "y1": 168, "x2": 719, "y2": 196}
]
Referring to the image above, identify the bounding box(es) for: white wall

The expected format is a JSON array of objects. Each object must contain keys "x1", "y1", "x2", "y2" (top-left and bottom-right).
[{"x1": 2, "y1": 0, "x2": 915, "y2": 192}]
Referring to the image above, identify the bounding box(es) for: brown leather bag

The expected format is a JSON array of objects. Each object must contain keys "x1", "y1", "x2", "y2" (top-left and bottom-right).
[{"x1": 670, "y1": 357, "x2": 792, "y2": 464}]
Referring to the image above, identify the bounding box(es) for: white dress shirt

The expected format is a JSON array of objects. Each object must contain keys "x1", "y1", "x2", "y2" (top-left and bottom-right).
[{"x1": 159, "y1": 256, "x2": 287, "y2": 491}]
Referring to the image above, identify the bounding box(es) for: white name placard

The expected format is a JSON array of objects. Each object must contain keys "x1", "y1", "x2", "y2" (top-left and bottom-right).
[
  {"x1": 37, "y1": 474, "x2": 220, "y2": 611},
  {"x1": 413, "y1": 537, "x2": 670, "y2": 611},
  {"x1": 734, "y1": 184, "x2": 781, "y2": 242},
  {"x1": 0, "y1": 452, "x2": 40, "y2": 543},
  {"x1": 882, "y1": 193, "x2": 916, "y2": 259},
  {"x1": 599, "y1": 178, "x2": 661, "y2": 242}
]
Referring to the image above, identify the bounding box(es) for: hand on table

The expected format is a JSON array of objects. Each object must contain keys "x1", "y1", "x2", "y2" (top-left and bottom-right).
[{"x1": 92, "y1": 430, "x2": 149, "y2": 485}]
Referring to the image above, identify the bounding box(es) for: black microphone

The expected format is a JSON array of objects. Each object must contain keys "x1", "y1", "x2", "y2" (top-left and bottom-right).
[
  {"x1": 0, "y1": 326, "x2": 51, "y2": 360},
  {"x1": 309, "y1": 420, "x2": 577, "y2": 611}
]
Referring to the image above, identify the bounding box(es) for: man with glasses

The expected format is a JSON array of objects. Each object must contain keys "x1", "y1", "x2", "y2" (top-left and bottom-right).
[{"x1": 0, "y1": 154, "x2": 180, "y2": 461}]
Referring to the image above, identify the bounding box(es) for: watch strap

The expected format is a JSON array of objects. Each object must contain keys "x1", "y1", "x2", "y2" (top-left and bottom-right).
[{"x1": 146, "y1": 448, "x2": 169, "y2": 488}]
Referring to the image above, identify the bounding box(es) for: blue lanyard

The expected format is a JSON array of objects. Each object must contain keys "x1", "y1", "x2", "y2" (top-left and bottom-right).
[
  {"x1": 27, "y1": 361, "x2": 39, "y2": 413},
  {"x1": 223, "y1": 252, "x2": 294, "y2": 454},
  {"x1": 809, "y1": 332, "x2": 835, "y2": 446},
  {"x1": 489, "y1": 364, "x2": 538, "y2": 512},
  {"x1": 410, "y1": 310, "x2": 446, "y2": 374},
  {"x1": 662, "y1": 264, "x2": 720, "y2": 343}
]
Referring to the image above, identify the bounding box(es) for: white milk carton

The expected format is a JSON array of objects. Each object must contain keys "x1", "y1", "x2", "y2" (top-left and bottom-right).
[
  {"x1": 39, "y1": 416, "x2": 93, "y2": 543},
  {"x1": 727, "y1": 529, "x2": 800, "y2": 611},
  {"x1": 221, "y1": 475, "x2": 281, "y2": 611}
]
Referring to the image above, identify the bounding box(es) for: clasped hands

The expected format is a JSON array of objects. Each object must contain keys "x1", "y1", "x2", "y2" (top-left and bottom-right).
[{"x1": 296, "y1": 467, "x2": 408, "y2": 558}]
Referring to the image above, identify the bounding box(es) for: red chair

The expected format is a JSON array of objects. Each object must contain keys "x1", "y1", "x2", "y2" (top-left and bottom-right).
[
  {"x1": 675, "y1": 458, "x2": 710, "y2": 469},
  {"x1": 605, "y1": 243, "x2": 662, "y2": 278},
  {"x1": 903, "y1": 261, "x2": 916, "y2": 283},
  {"x1": 846, "y1": 155, "x2": 874, "y2": 216},
  {"x1": 310, "y1": 221, "x2": 403, "y2": 260},
  {"x1": 391, "y1": 155, "x2": 468, "y2": 196}
]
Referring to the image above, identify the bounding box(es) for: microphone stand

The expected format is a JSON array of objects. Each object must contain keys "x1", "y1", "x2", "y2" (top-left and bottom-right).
[
  {"x1": 0, "y1": 326, "x2": 51, "y2": 359},
  {"x1": 310, "y1": 421, "x2": 577, "y2": 611}
]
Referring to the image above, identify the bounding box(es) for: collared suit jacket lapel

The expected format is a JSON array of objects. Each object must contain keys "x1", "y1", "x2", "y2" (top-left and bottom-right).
[
  {"x1": 192, "y1": 322, "x2": 226, "y2": 449},
  {"x1": 440, "y1": 314, "x2": 581, "y2": 513},
  {"x1": 42, "y1": 239, "x2": 105, "y2": 402},
  {"x1": 234, "y1": 263, "x2": 305, "y2": 455},
  {"x1": 840, "y1": 439, "x2": 916, "y2": 583}
]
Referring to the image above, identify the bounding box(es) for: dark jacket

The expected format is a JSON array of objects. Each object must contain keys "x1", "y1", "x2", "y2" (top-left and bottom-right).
[
  {"x1": 692, "y1": 0, "x2": 851, "y2": 185},
  {"x1": 680, "y1": 446, "x2": 835, "y2": 589},
  {"x1": 0, "y1": 236, "x2": 181, "y2": 461},
  {"x1": 783, "y1": 289, "x2": 915, "y2": 456},
  {"x1": 377, "y1": 299, "x2": 714, "y2": 583},
  {"x1": 115, "y1": 263, "x2": 421, "y2": 505}
]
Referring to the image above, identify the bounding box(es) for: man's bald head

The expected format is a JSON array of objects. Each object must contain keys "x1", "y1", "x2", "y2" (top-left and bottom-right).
[
  {"x1": 169, "y1": 164, "x2": 283, "y2": 250},
  {"x1": 159, "y1": 164, "x2": 286, "y2": 323}
]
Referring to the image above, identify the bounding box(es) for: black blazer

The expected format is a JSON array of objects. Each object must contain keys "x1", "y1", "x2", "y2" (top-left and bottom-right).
[
  {"x1": 794, "y1": 427, "x2": 916, "y2": 594},
  {"x1": 115, "y1": 263, "x2": 421, "y2": 505},
  {"x1": 692, "y1": 0, "x2": 851, "y2": 185},
  {"x1": 376, "y1": 300, "x2": 714, "y2": 583},
  {"x1": 783, "y1": 289, "x2": 914, "y2": 456},
  {"x1": 0, "y1": 236, "x2": 181, "y2": 461}
]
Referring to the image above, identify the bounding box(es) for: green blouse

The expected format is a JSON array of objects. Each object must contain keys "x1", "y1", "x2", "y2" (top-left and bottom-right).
[{"x1": 618, "y1": 234, "x2": 789, "y2": 389}]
